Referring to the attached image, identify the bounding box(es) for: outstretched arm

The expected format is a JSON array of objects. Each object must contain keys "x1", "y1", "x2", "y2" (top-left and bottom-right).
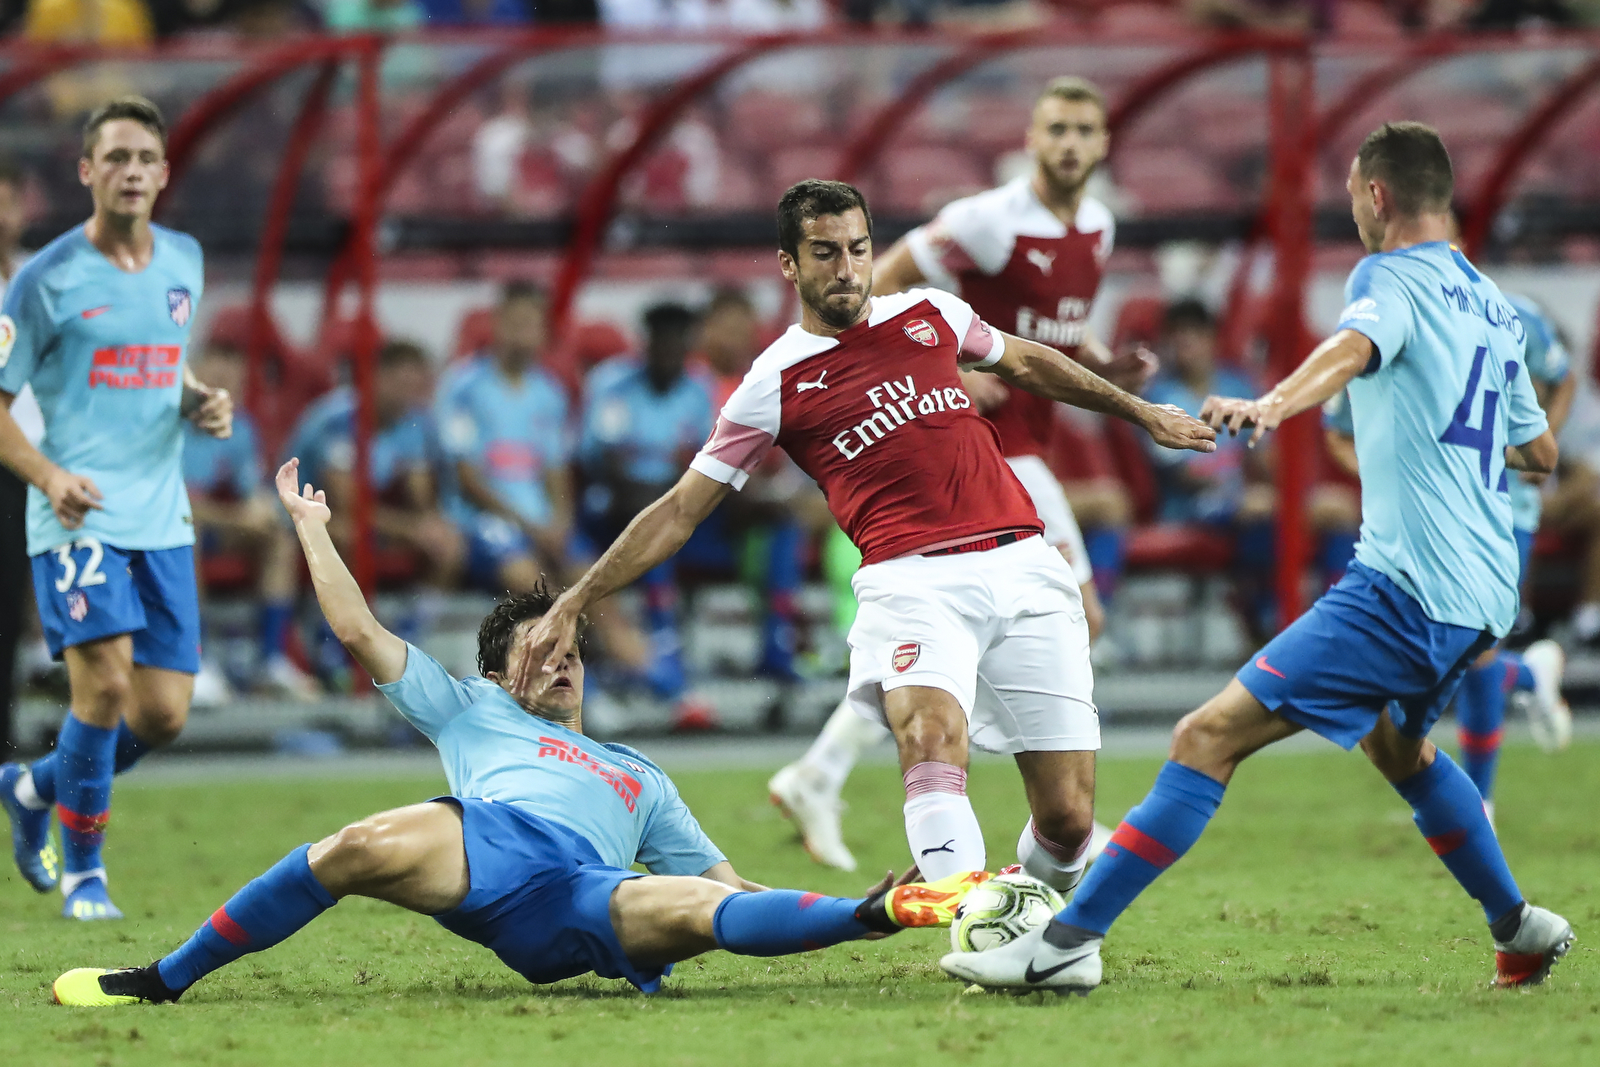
[
  {"x1": 513, "y1": 469, "x2": 730, "y2": 690},
  {"x1": 275, "y1": 457, "x2": 408, "y2": 684},
  {"x1": 1200, "y1": 329, "x2": 1373, "y2": 447},
  {"x1": 982, "y1": 331, "x2": 1217, "y2": 454}
]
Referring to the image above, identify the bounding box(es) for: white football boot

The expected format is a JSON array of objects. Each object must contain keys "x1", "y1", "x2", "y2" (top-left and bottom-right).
[
  {"x1": 940, "y1": 923, "x2": 1101, "y2": 996},
  {"x1": 1519, "y1": 640, "x2": 1572, "y2": 753},
  {"x1": 1492, "y1": 903, "x2": 1574, "y2": 987},
  {"x1": 768, "y1": 763, "x2": 856, "y2": 872}
]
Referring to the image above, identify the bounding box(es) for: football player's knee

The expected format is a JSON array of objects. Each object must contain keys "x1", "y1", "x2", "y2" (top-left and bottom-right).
[
  {"x1": 1031, "y1": 805, "x2": 1093, "y2": 854},
  {"x1": 133, "y1": 701, "x2": 187, "y2": 747},
  {"x1": 80, "y1": 665, "x2": 136, "y2": 721},
  {"x1": 1169, "y1": 708, "x2": 1228, "y2": 767},
  {"x1": 894, "y1": 706, "x2": 966, "y2": 764},
  {"x1": 323, "y1": 820, "x2": 401, "y2": 886}
]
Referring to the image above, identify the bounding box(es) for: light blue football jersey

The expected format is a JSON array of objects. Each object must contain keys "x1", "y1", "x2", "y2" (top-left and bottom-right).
[
  {"x1": 1335, "y1": 242, "x2": 1547, "y2": 637},
  {"x1": 378, "y1": 644, "x2": 725, "y2": 875},
  {"x1": 1325, "y1": 290, "x2": 1567, "y2": 537},
  {"x1": 436, "y1": 357, "x2": 570, "y2": 528},
  {"x1": 578, "y1": 356, "x2": 713, "y2": 486},
  {"x1": 283, "y1": 386, "x2": 437, "y2": 494},
  {"x1": 1505, "y1": 294, "x2": 1568, "y2": 533},
  {"x1": 184, "y1": 409, "x2": 262, "y2": 500},
  {"x1": 0, "y1": 225, "x2": 203, "y2": 555}
]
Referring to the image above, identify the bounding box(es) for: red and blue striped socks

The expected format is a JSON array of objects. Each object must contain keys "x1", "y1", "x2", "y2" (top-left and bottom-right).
[
  {"x1": 28, "y1": 719, "x2": 154, "y2": 808},
  {"x1": 1454, "y1": 653, "x2": 1531, "y2": 800},
  {"x1": 54, "y1": 715, "x2": 117, "y2": 879},
  {"x1": 1055, "y1": 761, "x2": 1226, "y2": 936},
  {"x1": 157, "y1": 844, "x2": 336, "y2": 994},
  {"x1": 1391, "y1": 750, "x2": 1521, "y2": 924}
]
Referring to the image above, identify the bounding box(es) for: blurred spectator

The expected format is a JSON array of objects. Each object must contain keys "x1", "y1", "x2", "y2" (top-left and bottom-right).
[
  {"x1": 1144, "y1": 299, "x2": 1277, "y2": 636},
  {"x1": 285, "y1": 340, "x2": 463, "y2": 592},
  {"x1": 578, "y1": 304, "x2": 714, "y2": 715},
  {"x1": 1186, "y1": 0, "x2": 1323, "y2": 29},
  {"x1": 23, "y1": 0, "x2": 155, "y2": 41},
  {"x1": 1466, "y1": 0, "x2": 1576, "y2": 26},
  {"x1": 598, "y1": 0, "x2": 825, "y2": 29},
  {"x1": 416, "y1": 0, "x2": 595, "y2": 22},
  {"x1": 323, "y1": 0, "x2": 421, "y2": 31},
  {"x1": 185, "y1": 340, "x2": 320, "y2": 701},
  {"x1": 696, "y1": 288, "x2": 825, "y2": 680},
  {"x1": 438, "y1": 284, "x2": 649, "y2": 669},
  {"x1": 438, "y1": 283, "x2": 571, "y2": 595}
]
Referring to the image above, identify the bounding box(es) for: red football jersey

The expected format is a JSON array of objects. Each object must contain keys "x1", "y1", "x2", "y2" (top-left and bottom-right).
[
  {"x1": 905, "y1": 178, "x2": 1114, "y2": 458},
  {"x1": 690, "y1": 289, "x2": 1043, "y2": 566}
]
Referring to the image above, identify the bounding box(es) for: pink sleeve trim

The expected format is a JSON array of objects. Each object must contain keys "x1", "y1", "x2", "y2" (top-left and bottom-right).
[
  {"x1": 691, "y1": 416, "x2": 775, "y2": 490},
  {"x1": 959, "y1": 315, "x2": 1003, "y2": 367}
]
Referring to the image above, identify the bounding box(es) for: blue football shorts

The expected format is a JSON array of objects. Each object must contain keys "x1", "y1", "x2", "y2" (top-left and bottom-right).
[
  {"x1": 1237, "y1": 560, "x2": 1496, "y2": 749},
  {"x1": 430, "y1": 797, "x2": 665, "y2": 992},
  {"x1": 30, "y1": 538, "x2": 201, "y2": 674}
]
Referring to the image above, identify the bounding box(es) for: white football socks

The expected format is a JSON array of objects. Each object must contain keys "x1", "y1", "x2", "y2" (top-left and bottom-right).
[
  {"x1": 903, "y1": 762, "x2": 985, "y2": 880},
  {"x1": 60, "y1": 867, "x2": 107, "y2": 898},
  {"x1": 797, "y1": 701, "x2": 890, "y2": 796},
  {"x1": 1016, "y1": 817, "x2": 1091, "y2": 893}
]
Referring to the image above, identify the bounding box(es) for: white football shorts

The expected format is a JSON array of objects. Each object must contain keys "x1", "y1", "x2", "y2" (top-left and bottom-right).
[
  {"x1": 1005, "y1": 454, "x2": 1092, "y2": 586},
  {"x1": 844, "y1": 534, "x2": 1099, "y2": 754}
]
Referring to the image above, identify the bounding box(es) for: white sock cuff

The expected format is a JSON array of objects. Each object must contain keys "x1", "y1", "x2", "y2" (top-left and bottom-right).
[
  {"x1": 60, "y1": 868, "x2": 107, "y2": 898},
  {"x1": 13, "y1": 769, "x2": 46, "y2": 811}
]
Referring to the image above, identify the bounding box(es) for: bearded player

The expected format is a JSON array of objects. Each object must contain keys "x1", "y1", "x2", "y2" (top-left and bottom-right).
[
  {"x1": 0, "y1": 97, "x2": 231, "y2": 920},
  {"x1": 945, "y1": 123, "x2": 1573, "y2": 994},
  {"x1": 518, "y1": 180, "x2": 1215, "y2": 895},
  {"x1": 769, "y1": 77, "x2": 1144, "y2": 873}
]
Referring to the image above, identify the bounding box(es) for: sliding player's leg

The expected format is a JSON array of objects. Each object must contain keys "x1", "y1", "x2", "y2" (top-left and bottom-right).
[
  {"x1": 52, "y1": 802, "x2": 468, "y2": 1005},
  {"x1": 1363, "y1": 706, "x2": 1573, "y2": 986}
]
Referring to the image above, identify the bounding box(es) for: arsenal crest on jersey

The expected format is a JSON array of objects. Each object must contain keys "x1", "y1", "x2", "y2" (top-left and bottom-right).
[
  {"x1": 903, "y1": 319, "x2": 938, "y2": 347},
  {"x1": 892, "y1": 642, "x2": 920, "y2": 673},
  {"x1": 167, "y1": 287, "x2": 192, "y2": 327}
]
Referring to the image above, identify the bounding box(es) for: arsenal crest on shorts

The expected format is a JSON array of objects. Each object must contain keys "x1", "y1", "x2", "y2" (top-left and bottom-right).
[
  {"x1": 903, "y1": 319, "x2": 938, "y2": 347},
  {"x1": 167, "y1": 287, "x2": 192, "y2": 327},
  {"x1": 892, "y1": 642, "x2": 920, "y2": 673},
  {"x1": 67, "y1": 589, "x2": 89, "y2": 622}
]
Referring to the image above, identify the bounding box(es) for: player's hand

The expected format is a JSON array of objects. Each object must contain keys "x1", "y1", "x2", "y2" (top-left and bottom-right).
[
  {"x1": 857, "y1": 866, "x2": 923, "y2": 939},
  {"x1": 1142, "y1": 402, "x2": 1217, "y2": 454},
  {"x1": 511, "y1": 596, "x2": 584, "y2": 699},
  {"x1": 1199, "y1": 395, "x2": 1278, "y2": 447},
  {"x1": 186, "y1": 384, "x2": 234, "y2": 439},
  {"x1": 1098, "y1": 345, "x2": 1160, "y2": 393},
  {"x1": 275, "y1": 458, "x2": 331, "y2": 526},
  {"x1": 42, "y1": 468, "x2": 102, "y2": 529}
]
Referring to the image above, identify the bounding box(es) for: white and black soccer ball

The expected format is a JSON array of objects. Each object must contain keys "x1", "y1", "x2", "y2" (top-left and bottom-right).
[{"x1": 950, "y1": 873, "x2": 1065, "y2": 952}]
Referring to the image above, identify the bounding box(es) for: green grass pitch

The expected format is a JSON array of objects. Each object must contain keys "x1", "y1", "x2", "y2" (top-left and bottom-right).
[{"x1": 4, "y1": 740, "x2": 1598, "y2": 1066}]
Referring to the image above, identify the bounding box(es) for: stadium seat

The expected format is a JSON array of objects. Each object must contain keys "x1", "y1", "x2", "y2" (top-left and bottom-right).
[
  {"x1": 453, "y1": 307, "x2": 496, "y2": 362},
  {"x1": 206, "y1": 304, "x2": 333, "y2": 466},
  {"x1": 726, "y1": 92, "x2": 828, "y2": 154},
  {"x1": 880, "y1": 144, "x2": 988, "y2": 216},
  {"x1": 1112, "y1": 294, "x2": 1166, "y2": 352},
  {"x1": 1112, "y1": 146, "x2": 1239, "y2": 214},
  {"x1": 766, "y1": 146, "x2": 846, "y2": 202},
  {"x1": 1122, "y1": 523, "x2": 1234, "y2": 573}
]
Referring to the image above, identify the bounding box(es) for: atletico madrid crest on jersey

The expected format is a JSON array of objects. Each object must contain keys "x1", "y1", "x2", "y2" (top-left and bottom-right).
[
  {"x1": 167, "y1": 287, "x2": 192, "y2": 327},
  {"x1": 67, "y1": 589, "x2": 89, "y2": 622},
  {"x1": 892, "y1": 642, "x2": 920, "y2": 672},
  {"x1": 903, "y1": 319, "x2": 938, "y2": 347}
]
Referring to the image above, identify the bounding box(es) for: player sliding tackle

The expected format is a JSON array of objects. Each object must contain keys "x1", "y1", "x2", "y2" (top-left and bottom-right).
[
  {"x1": 516, "y1": 180, "x2": 1215, "y2": 900},
  {"x1": 944, "y1": 122, "x2": 1574, "y2": 995},
  {"x1": 51, "y1": 459, "x2": 978, "y2": 1007}
]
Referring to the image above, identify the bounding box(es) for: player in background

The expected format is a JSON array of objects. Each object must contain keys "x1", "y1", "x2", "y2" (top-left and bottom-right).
[
  {"x1": 517, "y1": 180, "x2": 1214, "y2": 896},
  {"x1": 52, "y1": 458, "x2": 975, "y2": 1006},
  {"x1": 945, "y1": 123, "x2": 1573, "y2": 994},
  {"x1": 183, "y1": 337, "x2": 319, "y2": 701},
  {"x1": 0, "y1": 97, "x2": 233, "y2": 920},
  {"x1": 1323, "y1": 290, "x2": 1574, "y2": 820},
  {"x1": 768, "y1": 77, "x2": 1141, "y2": 872}
]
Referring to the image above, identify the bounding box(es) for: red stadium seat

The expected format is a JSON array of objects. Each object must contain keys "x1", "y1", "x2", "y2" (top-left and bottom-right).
[
  {"x1": 200, "y1": 552, "x2": 258, "y2": 594},
  {"x1": 1113, "y1": 146, "x2": 1239, "y2": 214},
  {"x1": 454, "y1": 307, "x2": 496, "y2": 362},
  {"x1": 766, "y1": 145, "x2": 845, "y2": 201},
  {"x1": 1112, "y1": 295, "x2": 1166, "y2": 352},
  {"x1": 880, "y1": 144, "x2": 988, "y2": 216},
  {"x1": 726, "y1": 92, "x2": 828, "y2": 154},
  {"x1": 1122, "y1": 524, "x2": 1235, "y2": 573},
  {"x1": 206, "y1": 304, "x2": 332, "y2": 466}
]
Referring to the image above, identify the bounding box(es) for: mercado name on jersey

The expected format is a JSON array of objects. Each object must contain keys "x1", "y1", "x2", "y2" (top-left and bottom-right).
[
  {"x1": 904, "y1": 177, "x2": 1114, "y2": 458},
  {"x1": 691, "y1": 288, "x2": 1043, "y2": 566},
  {"x1": 0, "y1": 224, "x2": 203, "y2": 555}
]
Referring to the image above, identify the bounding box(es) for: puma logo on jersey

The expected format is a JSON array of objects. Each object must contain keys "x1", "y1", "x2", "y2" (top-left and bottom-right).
[
  {"x1": 1026, "y1": 248, "x2": 1056, "y2": 275},
  {"x1": 797, "y1": 371, "x2": 829, "y2": 392}
]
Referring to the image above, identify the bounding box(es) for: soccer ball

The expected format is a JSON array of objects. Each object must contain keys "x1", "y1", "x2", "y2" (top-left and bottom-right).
[{"x1": 950, "y1": 872, "x2": 1065, "y2": 952}]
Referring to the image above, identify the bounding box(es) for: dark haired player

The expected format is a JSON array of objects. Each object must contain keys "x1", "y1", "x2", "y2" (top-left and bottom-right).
[
  {"x1": 771, "y1": 76, "x2": 1140, "y2": 875},
  {"x1": 0, "y1": 96, "x2": 232, "y2": 920},
  {"x1": 946, "y1": 122, "x2": 1574, "y2": 994},
  {"x1": 50, "y1": 457, "x2": 974, "y2": 1006},
  {"x1": 518, "y1": 180, "x2": 1214, "y2": 893}
]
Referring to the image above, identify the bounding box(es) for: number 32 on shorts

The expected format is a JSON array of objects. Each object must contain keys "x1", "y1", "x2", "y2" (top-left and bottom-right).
[{"x1": 54, "y1": 537, "x2": 109, "y2": 593}]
